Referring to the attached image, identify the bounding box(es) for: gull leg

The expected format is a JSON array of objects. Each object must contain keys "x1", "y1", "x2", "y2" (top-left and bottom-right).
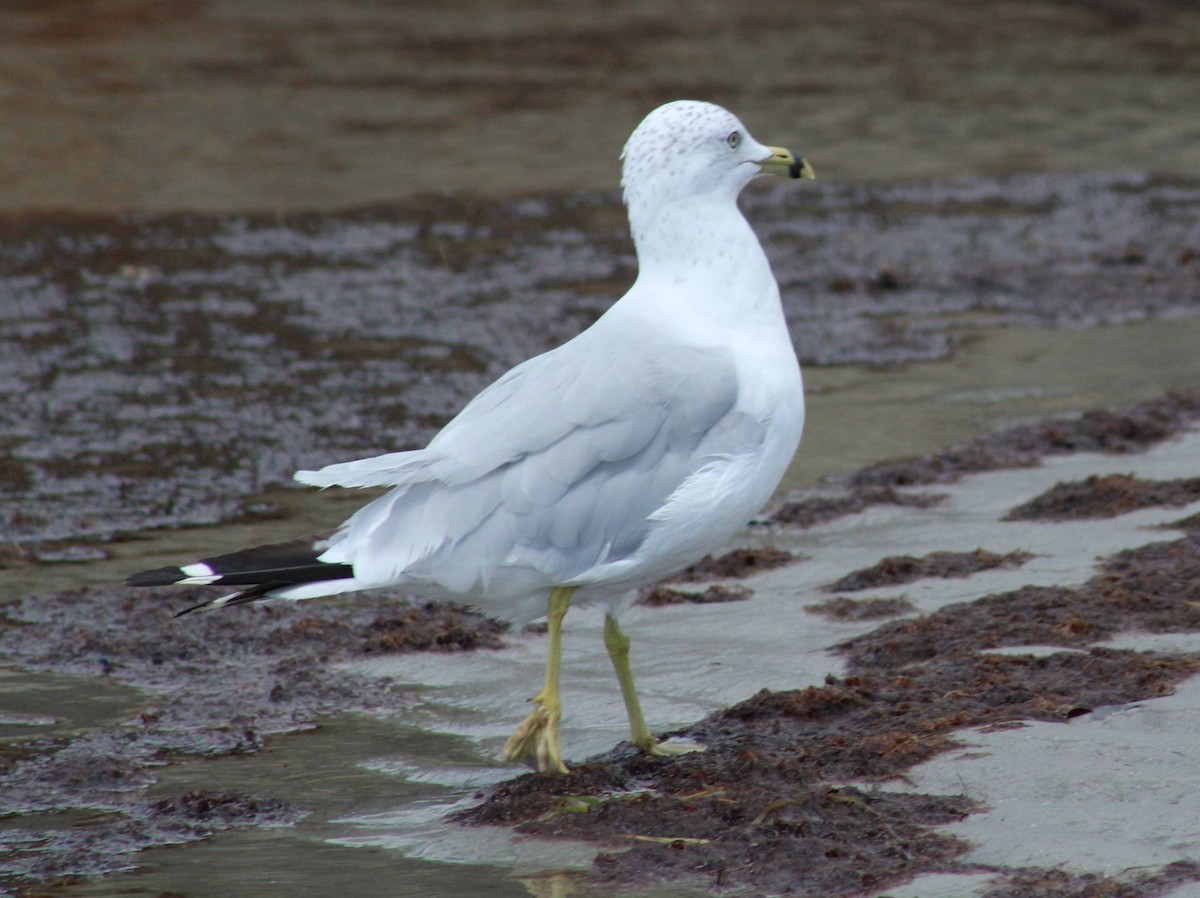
[
  {"x1": 604, "y1": 614, "x2": 704, "y2": 758},
  {"x1": 501, "y1": 586, "x2": 574, "y2": 774}
]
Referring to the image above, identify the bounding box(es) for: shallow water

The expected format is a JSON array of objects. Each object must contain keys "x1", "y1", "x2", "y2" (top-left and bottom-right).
[
  {"x1": 0, "y1": 669, "x2": 142, "y2": 743},
  {"x1": 789, "y1": 314, "x2": 1200, "y2": 490},
  {"x1": 59, "y1": 717, "x2": 536, "y2": 898},
  {"x1": 4, "y1": 0, "x2": 1200, "y2": 212}
]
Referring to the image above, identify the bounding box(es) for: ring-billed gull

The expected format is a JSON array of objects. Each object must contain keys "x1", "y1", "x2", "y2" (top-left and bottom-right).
[{"x1": 128, "y1": 100, "x2": 813, "y2": 774}]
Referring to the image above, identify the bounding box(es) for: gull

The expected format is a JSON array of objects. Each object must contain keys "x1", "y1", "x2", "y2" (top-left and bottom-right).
[{"x1": 128, "y1": 100, "x2": 813, "y2": 774}]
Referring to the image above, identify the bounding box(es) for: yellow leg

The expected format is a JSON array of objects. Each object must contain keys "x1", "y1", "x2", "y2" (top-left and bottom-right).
[
  {"x1": 604, "y1": 614, "x2": 705, "y2": 758},
  {"x1": 501, "y1": 586, "x2": 573, "y2": 774}
]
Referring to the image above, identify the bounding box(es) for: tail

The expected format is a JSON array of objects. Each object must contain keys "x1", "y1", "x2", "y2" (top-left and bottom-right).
[{"x1": 126, "y1": 536, "x2": 356, "y2": 617}]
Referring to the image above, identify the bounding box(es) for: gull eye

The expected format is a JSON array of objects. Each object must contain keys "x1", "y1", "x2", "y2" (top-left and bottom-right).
[{"x1": 725, "y1": 130, "x2": 742, "y2": 149}]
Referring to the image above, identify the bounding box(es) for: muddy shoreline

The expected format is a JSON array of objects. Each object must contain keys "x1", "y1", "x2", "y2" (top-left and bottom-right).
[
  {"x1": 5, "y1": 1, "x2": 1200, "y2": 894},
  {"x1": 3, "y1": 392, "x2": 1200, "y2": 896},
  {"x1": 451, "y1": 392, "x2": 1200, "y2": 897},
  {"x1": 4, "y1": 172, "x2": 1199, "y2": 551}
]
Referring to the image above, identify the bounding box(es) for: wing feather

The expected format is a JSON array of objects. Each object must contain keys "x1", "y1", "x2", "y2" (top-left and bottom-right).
[{"x1": 306, "y1": 322, "x2": 754, "y2": 596}]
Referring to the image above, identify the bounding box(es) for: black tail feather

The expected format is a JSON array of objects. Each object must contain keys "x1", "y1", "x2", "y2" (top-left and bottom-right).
[
  {"x1": 126, "y1": 535, "x2": 354, "y2": 615},
  {"x1": 127, "y1": 566, "x2": 191, "y2": 587},
  {"x1": 186, "y1": 562, "x2": 353, "y2": 587},
  {"x1": 174, "y1": 581, "x2": 291, "y2": 617},
  {"x1": 187, "y1": 537, "x2": 346, "y2": 580}
]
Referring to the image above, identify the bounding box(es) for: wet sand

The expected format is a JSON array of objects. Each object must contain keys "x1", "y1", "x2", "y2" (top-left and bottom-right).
[
  {"x1": 3, "y1": 1, "x2": 1200, "y2": 895},
  {"x1": 4, "y1": 395, "x2": 1200, "y2": 897},
  {"x1": 4, "y1": 173, "x2": 1199, "y2": 553},
  {"x1": 442, "y1": 396, "x2": 1200, "y2": 896}
]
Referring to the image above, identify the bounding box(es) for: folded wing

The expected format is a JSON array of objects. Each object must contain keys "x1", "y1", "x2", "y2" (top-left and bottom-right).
[{"x1": 299, "y1": 325, "x2": 758, "y2": 598}]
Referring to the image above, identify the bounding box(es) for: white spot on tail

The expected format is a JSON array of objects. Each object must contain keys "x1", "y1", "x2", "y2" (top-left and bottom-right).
[{"x1": 178, "y1": 562, "x2": 220, "y2": 585}]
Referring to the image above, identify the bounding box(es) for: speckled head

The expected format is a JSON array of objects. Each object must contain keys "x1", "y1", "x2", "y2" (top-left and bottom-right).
[{"x1": 620, "y1": 100, "x2": 809, "y2": 210}]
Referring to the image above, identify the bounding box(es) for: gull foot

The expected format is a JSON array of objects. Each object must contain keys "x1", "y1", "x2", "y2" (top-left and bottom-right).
[
  {"x1": 636, "y1": 735, "x2": 706, "y2": 758},
  {"x1": 501, "y1": 702, "x2": 568, "y2": 774}
]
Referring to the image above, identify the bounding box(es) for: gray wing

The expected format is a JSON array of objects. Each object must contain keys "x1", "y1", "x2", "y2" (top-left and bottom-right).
[
  {"x1": 313, "y1": 324, "x2": 757, "y2": 593},
  {"x1": 294, "y1": 324, "x2": 713, "y2": 489}
]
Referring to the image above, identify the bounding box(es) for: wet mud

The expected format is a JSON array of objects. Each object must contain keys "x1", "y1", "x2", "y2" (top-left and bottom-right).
[
  {"x1": 825, "y1": 549, "x2": 1034, "y2": 593},
  {"x1": 848, "y1": 390, "x2": 1200, "y2": 490},
  {"x1": 3, "y1": 789, "x2": 298, "y2": 893},
  {"x1": 637, "y1": 584, "x2": 753, "y2": 609},
  {"x1": 980, "y1": 862, "x2": 1200, "y2": 898},
  {"x1": 3, "y1": 176, "x2": 1200, "y2": 548},
  {"x1": 450, "y1": 421, "x2": 1200, "y2": 897},
  {"x1": 458, "y1": 646, "x2": 1199, "y2": 895},
  {"x1": 0, "y1": 587, "x2": 504, "y2": 891},
  {"x1": 363, "y1": 602, "x2": 507, "y2": 654},
  {"x1": 841, "y1": 528, "x2": 1200, "y2": 670},
  {"x1": 664, "y1": 547, "x2": 801, "y2": 583},
  {"x1": 770, "y1": 388, "x2": 1200, "y2": 532},
  {"x1": 1167, "y1": 510, "x2": 1200, "y2": 532},
  {"x1": 1005, "y1": 473, "x2": 1200, "y2": 522},
  {"x1": 5, "y1": 2, "x2": 1200, "y2": 895},
  {"x1": 633, "y1": 547, "x2": 798, "y2": 605},
  {"x1": 805, "y1": 596, "x2": 918, "y2": 623},
  {"x1": 770, "y1": 486, "x2": 947, "y2": 529},
  {"x1": 3, "y1": 394, "x2": 1200, "y2": 895}
]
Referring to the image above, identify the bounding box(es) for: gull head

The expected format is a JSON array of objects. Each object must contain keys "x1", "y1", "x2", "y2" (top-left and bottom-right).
[{"x1": 620, "y1": 100, "x2": 813, "y2": 210}]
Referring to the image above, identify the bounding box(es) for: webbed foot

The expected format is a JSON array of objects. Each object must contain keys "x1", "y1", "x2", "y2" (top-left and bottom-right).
[
  {"x1": 501, "y1": 694, "x2": 568, "y2": 774},
  {"x1": 635, "y1": 735, "x2": 706, "y2": 758}
]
